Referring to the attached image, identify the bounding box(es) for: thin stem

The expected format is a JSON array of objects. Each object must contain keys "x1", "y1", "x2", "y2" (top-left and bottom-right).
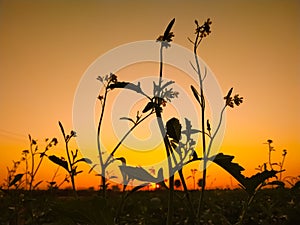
[
  {"x1": 178, "y1": 169, "x2": 196, "y2": 218},
  {"x1": 105, "y1": 111, "x2": 154, "y2": 168},
  {"x1": 206, "y1": 106, "x2": 226, "y2": 157},
  {"x1": 156, "y1": 42, "x2": 174, "y2": 225},
  {"x1": 268, "y1": 142, "x2": 273, "y2": 170},
  {"x1": 29, "y1": 136, "x2": 34, "y2": 191},
  {"x1": 97, "y1": 86, "x2": 109, "y2": 197},
  {"x1": 64, "y1": 139, "x2": 76, "y2": 196},
  {"x1": 158, "y1": 45, "x2": 164, "y2": 95},
  {"x1": 193, "y1": 30, "x2": 207, "y2": 221},
  {"x1": 279, "y1": 153, "x2": 286, "y2": 181}
]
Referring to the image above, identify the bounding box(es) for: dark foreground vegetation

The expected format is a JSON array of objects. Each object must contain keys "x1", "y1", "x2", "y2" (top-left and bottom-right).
[{"x1": 0, "y1": 188, "x2": 299, "y2": 225}]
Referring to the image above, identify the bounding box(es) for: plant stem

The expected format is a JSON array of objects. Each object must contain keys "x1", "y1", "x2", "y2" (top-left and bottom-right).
[
  {"x1": 97, "y1": 87, "x2": 109, "y2": 197},
  {"x1": 193, "y1": 32, "x2": 208, "y2": 221},
  {"x1": 29, "y1": 135, "x2": 34, "y2": 191},
  {"x1": 268, "y1": 141, "x2": 273, "y2": 170},
  {"x1": 104, "y1": 111, "x2": 153, "y2": 168},
  {"x1": 156, "y1": 42, "x2": 174, "y2": 225},
  {"x1": 64, "y1": 139, "x2": 76, "y2": 196}
]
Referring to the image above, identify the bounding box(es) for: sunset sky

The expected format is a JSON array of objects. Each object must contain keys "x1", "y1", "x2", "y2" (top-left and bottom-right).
[{"x1": 0, "y1": 0, "x2": 299, "y2": 189}]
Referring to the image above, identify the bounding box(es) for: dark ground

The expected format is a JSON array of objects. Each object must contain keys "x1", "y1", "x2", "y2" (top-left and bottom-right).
[{"x1": 0, "y1": 188, "x2": 299, "y2": 225}]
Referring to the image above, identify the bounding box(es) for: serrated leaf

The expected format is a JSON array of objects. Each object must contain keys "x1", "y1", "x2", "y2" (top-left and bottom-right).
[
  {"x1": 9, "y1": 174, "x2": 23, "y2": 187},
  {"x1": 49, "y1": 155, "x2": 69, "y2": 172},
  {"x1": 166, "y1": 118, "x2": 181, "y2": 143},
  {"x1": 211, "y1": 153, "x2": 279, "y2": 195},
  {"x1": 160, "y1": 80, "x2": 175, "y2": 91},
  {"x1": 119, "y1": 165, "x2": 160, "y2": 183},
  {"x1": 244, "y1": 170, "x2": 278, "y2": 195},
  {"x1": 210, "y1": 153, "x2": 245, "y2": 188}
]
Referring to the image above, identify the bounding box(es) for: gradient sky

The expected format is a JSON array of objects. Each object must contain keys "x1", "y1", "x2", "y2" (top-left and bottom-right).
[{"x1": 0, "y1": 0, "x2": 299, "y2": 189}]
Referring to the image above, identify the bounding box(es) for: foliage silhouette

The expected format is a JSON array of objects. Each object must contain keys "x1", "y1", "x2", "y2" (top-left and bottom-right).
[{"x1": 48, "y1": 121, "x2": 92, "y2": 196}]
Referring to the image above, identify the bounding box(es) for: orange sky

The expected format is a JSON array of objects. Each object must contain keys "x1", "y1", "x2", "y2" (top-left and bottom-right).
[{"x1": 0, "y1": 0, "x2": 299, "y2": 189}]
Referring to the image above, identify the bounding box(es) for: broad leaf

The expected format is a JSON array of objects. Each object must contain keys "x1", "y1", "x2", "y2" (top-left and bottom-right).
[
  {"x1": 166, "y1": 118, "x2": 181, "y2": 143},
  {"x1": 211, "y1": 153, "x2": 278, "y2": 195},
  {"x1": 49, "y1": 155, "x2": 69, "y2": 172},
  {"x1": 244, "y1": 170, "x2": 278, "y2": 195},
  {"x1": 119, "y1": 165, "x2": 161, "y2": 183},
  {"x1": 9, "y1": 173, "x2": 23, "y2": 187},
  {"x1": 211, "y1": 153, "x2": 245, "y2": 187}
]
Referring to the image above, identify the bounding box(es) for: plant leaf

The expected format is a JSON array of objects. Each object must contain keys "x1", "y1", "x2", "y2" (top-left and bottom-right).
[
  {"x1": 244, "y1": 170, "x2": 278, "y2": 195},
  {"x1": 142, "y1": 102, "x2": 155, "y2": 113},
  {"x1": 210, "y1": 153, "x2": 245, "y2": 188},
  {"x1": 74, "y1": 158, "x2": 92, "y2": 164},
  {"x1": 166, "y1": 117, "x2": 181, "y2": 143},
  {"x1": 9, "y1": 173, "x2": 23, "y2": 187},
  {"x1": 125, "y1": 183, "x2": 150, "y2": 199},
  {"x1": 108, "y1": 82, "x2": 144, "y2": 95},
  {"x1": 120, "y1": 117, "x2": 135, "y2": 125},
  {"x1": 211, "y1": 153, "x2": 278, "y2": 195},
  {"x1": 119, "y1": 165, "x2": 160, "y2": 183},
  {"x1": 48, "y1": 155, "x2": 69, "y2": 172},
  {"x1": 191, "y1": 85, "x2": 200, "y2": 104},
  {"x1": 163, "y1": 18, "x2": 175, "y2": 41},
  {"x1": 33, "y1": 180, "x2": 43, "y2": 189},
  {"x1": 58, "y1": 121, "x2": 65, "y2": 138},
  {"x1": 266, "y1": 180, "x2": 285, "y2": 188},
  {"x1": 88, "y1": 164, "x2": 98, "y2": 174}
]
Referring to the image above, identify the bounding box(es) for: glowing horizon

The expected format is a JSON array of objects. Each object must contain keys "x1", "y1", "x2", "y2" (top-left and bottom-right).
[{"x1": 0, "y1": 0, "x2": 299, "y2": 190}]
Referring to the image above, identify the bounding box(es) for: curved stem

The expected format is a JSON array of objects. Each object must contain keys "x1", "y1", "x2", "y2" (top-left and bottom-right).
[
  {"x1": 104, "y1": 111, "x2": 154, "y2": 168},
  {"x1": 206, "y1": 105, "x2": 226, "y2": 157}
]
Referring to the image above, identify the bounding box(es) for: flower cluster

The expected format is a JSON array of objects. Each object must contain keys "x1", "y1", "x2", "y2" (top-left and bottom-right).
[
  {"x1": 156, "y1": 18, "x2": 175, "y2": 46},
  {"x1": 156, "y1": 32, "x2": 174, "y2": 42},
  {"x1": 97, "y1": 73, "x2": 118, "y2": 84},
  {"x1": 224, "y1": 88, "x2": 243, "y2": 108},
  {"x1": 195, "y1": 18, "x2": 212, "y2": 38}
]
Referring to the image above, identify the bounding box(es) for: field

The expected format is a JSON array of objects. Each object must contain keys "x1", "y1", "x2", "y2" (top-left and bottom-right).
[{"x1": 0, "y1": 188, "x2": 299, "y2": 225}]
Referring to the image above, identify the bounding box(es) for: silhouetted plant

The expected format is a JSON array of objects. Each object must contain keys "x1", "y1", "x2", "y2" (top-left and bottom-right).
[
  {"x1": 95, "y1": 73, "x2": 154, "y2": 198},
  {"x1": 3, "y1": 160, "x2": 24, "y2": 190},
  {"x1": 24, "y1": 135, "x2": 58, "y2": 191},
  {"x1": 48, "y1": 121, "x2": 92, "y2": 196}
]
